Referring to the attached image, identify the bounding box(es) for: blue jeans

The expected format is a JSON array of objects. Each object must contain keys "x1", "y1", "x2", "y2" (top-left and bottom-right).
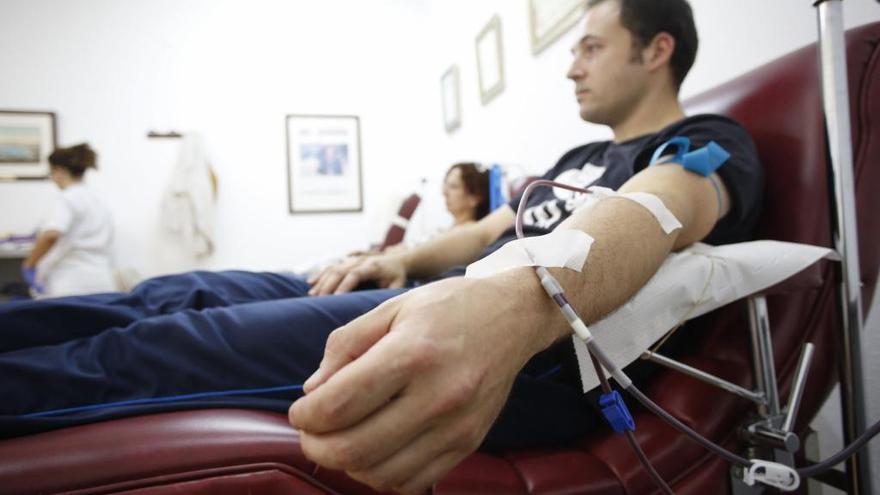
[{"x1": 0, "y1": 270, "x2": 599, "y2": 450}]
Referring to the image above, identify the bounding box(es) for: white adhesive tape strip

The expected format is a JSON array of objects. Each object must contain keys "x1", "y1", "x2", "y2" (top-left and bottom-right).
[
  {"x1": 588, "y1": 186, "x2": 682, "y2": 234},
  {"x1": 465, "y1": 230, "x2": 594, "y2": 278},
  {"x1": 390, "y1": 215, "x2": 410, "y2": 229}
]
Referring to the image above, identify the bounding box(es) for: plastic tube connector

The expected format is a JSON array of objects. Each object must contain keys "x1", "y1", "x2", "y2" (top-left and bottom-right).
[
  {"x1": 743, "y1": 460, "x2": 800, "y2": 491},
  {"x1": 599, "y1": 390, "x2": 635, "y2": 433}
]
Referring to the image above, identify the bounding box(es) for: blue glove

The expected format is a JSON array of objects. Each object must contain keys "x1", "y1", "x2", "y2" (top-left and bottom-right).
[{"x1": 21, "y1": 266, "x2": 44, "y2": 294}]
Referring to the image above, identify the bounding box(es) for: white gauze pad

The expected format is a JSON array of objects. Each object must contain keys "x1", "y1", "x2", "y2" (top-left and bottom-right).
[
  {"x1": 571, "y1": 240, "x2": 836, "y2": 392},
  {"x1": 465, "y1": 230, "x2": 594, "y2": 278}
]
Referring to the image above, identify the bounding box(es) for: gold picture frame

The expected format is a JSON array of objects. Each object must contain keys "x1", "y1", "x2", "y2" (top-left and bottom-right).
[
  {"x1": 441, "y1": 65, "x2": 462, "y2": 133},
  {"x1": 0, "y1": 110, "x2": 57, "y2": 181},
  {"x1": 475, "y1": 14, "x2": 505, "y2": 106},
  {"x1": 529, "y1": 0, "x2": 586, "y2": 56}
]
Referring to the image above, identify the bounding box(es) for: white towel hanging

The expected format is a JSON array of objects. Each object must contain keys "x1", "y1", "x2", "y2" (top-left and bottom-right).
[{"x1": 159, "y1": 132, "x2": 217, "y2": 258}]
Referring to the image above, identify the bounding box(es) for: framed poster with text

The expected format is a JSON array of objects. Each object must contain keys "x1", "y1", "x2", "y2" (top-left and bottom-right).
[{"x1": 286, "y1": 114, "x2": 363, "y2": 213}]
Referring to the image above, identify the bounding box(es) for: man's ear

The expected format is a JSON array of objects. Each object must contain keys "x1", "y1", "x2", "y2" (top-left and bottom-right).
[{"x1": 644, "y1": 32, "x2": 675, "y2": 72}]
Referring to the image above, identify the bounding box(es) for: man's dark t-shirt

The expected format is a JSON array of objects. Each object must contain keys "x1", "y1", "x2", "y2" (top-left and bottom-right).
[{"x1": 501, "y1": 113, "x2": 763, "y2": 248}]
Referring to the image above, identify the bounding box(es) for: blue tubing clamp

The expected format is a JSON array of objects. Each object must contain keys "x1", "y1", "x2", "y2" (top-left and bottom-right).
[{"x1": 599, "y1": 390, "x2": 636, "y2": 433}]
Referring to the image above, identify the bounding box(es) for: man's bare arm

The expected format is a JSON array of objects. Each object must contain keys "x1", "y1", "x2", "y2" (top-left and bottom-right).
[{"x1": 528, "y1": 164, "x2": 731, "y2": 345}]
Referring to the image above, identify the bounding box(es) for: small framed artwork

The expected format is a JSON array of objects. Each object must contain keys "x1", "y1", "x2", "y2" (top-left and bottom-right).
[
  {"x1": 529, "y1": 0, "x2": 586, "y2": 56},
  {"x1": 475, "y1": 14, "x2": 505, "y2": 105},
  {"x1": 0, "y1": 110, "x2": 57, "y2": 180},
  {"x1": 286, "y1": 114, "x2": 363, "y2": 214},
  {"x1": 441, "y1": 65, "x2": 462, "y2": 133}
]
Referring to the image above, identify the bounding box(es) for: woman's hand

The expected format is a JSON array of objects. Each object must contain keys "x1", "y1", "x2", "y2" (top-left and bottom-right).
[{"x1": 308, "y1": 253, "x2": 408, "y2": 296}]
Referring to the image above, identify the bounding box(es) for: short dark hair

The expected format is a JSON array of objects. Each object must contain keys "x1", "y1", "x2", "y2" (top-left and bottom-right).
[
  {"x1": 447, "y1": 162, "x2": 491, "y2": 220},
  {"x1": 587, "y1": 0, "x2": 698, "y2": 90},
  {"x1": 49, "y1": 143, "x2": 97, "y2": 178}
]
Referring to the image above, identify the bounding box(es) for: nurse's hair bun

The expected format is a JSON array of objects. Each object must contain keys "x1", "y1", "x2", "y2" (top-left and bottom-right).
[{"x1": 48, "y1": 143, "x2": 97, "y2": 177}]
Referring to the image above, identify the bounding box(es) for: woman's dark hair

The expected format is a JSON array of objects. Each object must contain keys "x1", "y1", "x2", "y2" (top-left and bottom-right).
[
  {"x1": 48, "y1": 143, "x2": 97, "y2": 178},
  {"x1": 587, "y1": 0, "x2": 698, "y2": 90},
  {"x1": 447, "y1": 162, "x2": 491, "y2": 220}
]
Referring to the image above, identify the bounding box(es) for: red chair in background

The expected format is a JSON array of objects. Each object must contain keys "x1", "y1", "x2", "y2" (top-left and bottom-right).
[
  {"x1": 378, "y1": 193, "x2": 422, "y2": 252},
  {"x1": 1, "y1": 21, "x2": 877, "y2": 495}
]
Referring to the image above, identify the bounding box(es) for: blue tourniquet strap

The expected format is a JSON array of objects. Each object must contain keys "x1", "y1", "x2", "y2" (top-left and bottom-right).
[{"x1": 649, "y1": 137, "x2": 730, "y2": 177}]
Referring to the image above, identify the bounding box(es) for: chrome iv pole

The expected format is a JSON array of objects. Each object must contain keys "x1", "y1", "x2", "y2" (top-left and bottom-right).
[{"x1": 813, "y1": 1, "x2": 872, "y2": 493}]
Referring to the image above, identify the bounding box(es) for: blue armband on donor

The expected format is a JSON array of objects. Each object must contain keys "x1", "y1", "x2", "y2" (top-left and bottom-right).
[
  {"x1": 649, "y1": 136, "x2": 730, "y2": 177},
  {"x1": 599, "y1": 390, "x2": 635, "y2": 433}
]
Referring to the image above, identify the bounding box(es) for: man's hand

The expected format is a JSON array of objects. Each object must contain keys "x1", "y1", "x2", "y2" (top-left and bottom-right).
[
  {"x1": 290, "y1": 275, "x2": 552, "y2": 494},
  {"x1": 308, "y1": 253, "x2": 408, "y2": 296}
]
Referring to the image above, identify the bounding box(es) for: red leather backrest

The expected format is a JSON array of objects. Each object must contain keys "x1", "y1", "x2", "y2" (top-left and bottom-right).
[
  {"x1": 851, "y1": 23, "x2": 880, "y2": 306},
  {"x1": 587, "y1": 25, "x2": 880, "y2": 495},
  {"x1": 684, "y1": 21, "x2": 880, "y2": 307},
  {"x1": 670, "y1": 22, "x2": 880, "y2": 438}
]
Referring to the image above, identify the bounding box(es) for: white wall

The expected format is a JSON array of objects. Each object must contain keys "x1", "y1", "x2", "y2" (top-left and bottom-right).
[
  {"x1": 0, "y1": 0, "x2": 437, "y2": 276},
  {"x1": 426, "y1": 0, "x2": 880, "y2": 174}
]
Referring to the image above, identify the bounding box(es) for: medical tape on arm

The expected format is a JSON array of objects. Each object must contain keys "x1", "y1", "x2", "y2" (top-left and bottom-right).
[
  {"x1": 465, "y1": 230, "x2": 594, "y2": 278},
  {"x1": 587, "y1": 186, "x2": 682, "y2": 234},
  {"x1": 465, "y1": 188, "x2": 681, "y2": 279}
]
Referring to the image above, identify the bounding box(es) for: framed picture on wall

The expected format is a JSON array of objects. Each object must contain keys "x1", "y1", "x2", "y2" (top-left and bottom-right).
[
  {"x1": 441, "y1": 65, "x2": 462, "y2": 133},
  {"x1": 528, "y1": 0, "x2": 586, "y2": 56},
  {"x1": 0, "y1": 110, "x2": 57, "y2": 180},
  {"x1": 286, "y1": 114, "x2": 363, "y2": 214},
  {"x1": 475, "y1": 14, "x2": 505, "y2": 105}
]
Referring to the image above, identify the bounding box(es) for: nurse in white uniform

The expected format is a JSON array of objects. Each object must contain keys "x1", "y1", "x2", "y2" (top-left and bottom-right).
[{"x1": 22, "y1": 143, "x2": 115, "y2": 297}]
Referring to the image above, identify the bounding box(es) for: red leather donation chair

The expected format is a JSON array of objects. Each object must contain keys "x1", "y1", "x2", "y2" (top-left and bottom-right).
[
  {"x1": 1, "y1": 22, "x2": 878, "y2": 495},
  {"x1": 378, "y1": 193, "x2": 422, "y2": 252}
]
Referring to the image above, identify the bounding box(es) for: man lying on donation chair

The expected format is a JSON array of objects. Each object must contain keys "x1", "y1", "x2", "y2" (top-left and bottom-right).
[{"x1": 0, "y1": 1, "x2": 765, "y2": 493}]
